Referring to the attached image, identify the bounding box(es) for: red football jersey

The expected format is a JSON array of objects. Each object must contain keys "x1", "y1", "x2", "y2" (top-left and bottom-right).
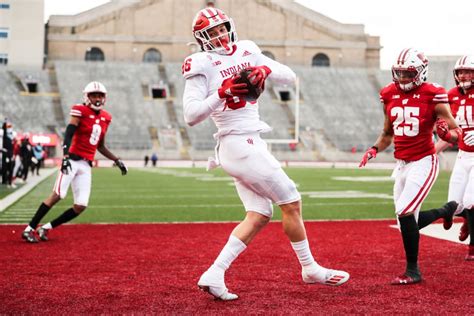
[
  {"x1": 380, "y1": 82, "x2": 448, "y2": 161},
  {"x1": 448, "y1": 87, "x2": 474, "y2": 152},
  {"x1": 68, "y1": 104, "x2": 112, "y2": 161}
]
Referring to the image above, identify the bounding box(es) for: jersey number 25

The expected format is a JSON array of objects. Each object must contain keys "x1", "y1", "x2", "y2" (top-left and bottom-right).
[{"x1": 391, "y1": 106, "x2": 419, "y2": 137}]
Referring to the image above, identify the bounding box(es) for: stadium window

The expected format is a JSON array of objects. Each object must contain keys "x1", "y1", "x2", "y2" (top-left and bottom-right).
[
  {"x1": 150, "y1": 83, "x2": 168, "y2": 99},
  {"x1": 262, "y1": 51, "x2": 275, "y2": 60},
  {"x1": 312, "y1": 53, "x2": 330, "y2": 67},
  {"x1": 279, "y1": 90, "x2": 291, "y2": 101},
  {"x1": 143, "y1": 48, "x2": 162, "y2": 63},
  {"x1": 0, "y1": 27, "x2": 9, "y2": 38},
  {"x1": 0, "y1": 3, "x2": 10, "y2": 9},
  {"x1": 0, "y1": 53, "x2": 7, "y2": 65},
  {"x1": 85, "y1": 47, "x2": 105, "y2": 61},
  {"x1": 25, "y1": 76, "x2": 38, "y2": 93}
]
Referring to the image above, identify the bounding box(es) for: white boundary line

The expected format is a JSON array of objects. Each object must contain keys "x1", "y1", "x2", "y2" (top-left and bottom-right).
[{"x1": 0, "y1": 168, "x2": 56, "y2": 213}]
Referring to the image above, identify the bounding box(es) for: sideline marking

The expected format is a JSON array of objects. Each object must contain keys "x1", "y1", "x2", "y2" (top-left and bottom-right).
[
  {"x1": 0, "y1": 168, "x2": 56, "y2": 212},
  {"x1": 391, "y1": 223, "x2": 468, "y2": 245}
]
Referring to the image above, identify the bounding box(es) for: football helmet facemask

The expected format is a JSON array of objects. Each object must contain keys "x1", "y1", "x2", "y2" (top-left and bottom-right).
[
  {"x1": 83, "y1": 81, "x2": 107, "y2": 111},
  {"x1": 192, "y1": 7, "x2": 237, "y2": 55},
  {"x1": 392, "y1": 48, "x2": 428, "y2": 92},
  {"x1": 453, "y1": 55, "x2": 474, "y2": 91}
]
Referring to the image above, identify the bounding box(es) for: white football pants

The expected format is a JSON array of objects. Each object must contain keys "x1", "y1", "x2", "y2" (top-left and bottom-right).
[
  {"x1": 218, "y1": 133, "x2": 300, "y2": 217},
  {"x1": 392, "y1": 154, "x2": 439, "y2": 218},
  {"x1": 53, "y1": 159, "x2": 91, "y2": 207},
  {"x1": 448, "y1": 150, "x2": 474, "y2": 213}
]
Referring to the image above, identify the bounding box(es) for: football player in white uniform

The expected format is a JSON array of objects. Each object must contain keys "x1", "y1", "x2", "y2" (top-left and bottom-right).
[
  {"x1": 182, "y1": 7, "x2": 349, "y2": 301},
  {"x1": 436, "y1": 55, "x2": 474, "y2": 260}
]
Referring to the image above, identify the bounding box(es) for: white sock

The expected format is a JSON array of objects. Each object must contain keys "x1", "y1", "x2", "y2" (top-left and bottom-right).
[
  {"x1": 212, "y1": 235, "x2": 247, "y2": 271},
  {"x1": 291, "y1": 239, "x2": 319, "y2": 268},
  {"x1": 42, "y1": 223, "x2": 52, "y2": 230},
  {"x1": 24, "y1": 226, "x2": 34, "y2": 232}
]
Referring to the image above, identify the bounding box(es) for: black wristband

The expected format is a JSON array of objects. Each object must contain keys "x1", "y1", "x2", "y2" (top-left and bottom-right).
[{"x1": 371, "y1": 146, "x2": 379, "y2": 153}]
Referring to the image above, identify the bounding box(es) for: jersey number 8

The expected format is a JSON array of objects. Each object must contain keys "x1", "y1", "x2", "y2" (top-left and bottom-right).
[{"x1": 90, "y1": 124, "x2": 102, "y2": 145}]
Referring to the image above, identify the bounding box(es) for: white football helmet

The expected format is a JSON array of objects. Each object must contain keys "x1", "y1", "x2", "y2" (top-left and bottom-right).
[
  {"x1": 392, "y1": 48, "x2": 429, "y2": 92},
  {"x1": 192, "y1": 7, "x2": 237, "y2": 54},
  {"x1": 453, "y1": 55, "x2": 474, "y2": 90},
  {"x1": 83, "y1": 81, "x2": 107, "y2": 111}
]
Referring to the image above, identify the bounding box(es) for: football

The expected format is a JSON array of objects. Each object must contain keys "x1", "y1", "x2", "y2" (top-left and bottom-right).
[{"x1": 235, "y1": 69, "x2": 263, "y2": 101}]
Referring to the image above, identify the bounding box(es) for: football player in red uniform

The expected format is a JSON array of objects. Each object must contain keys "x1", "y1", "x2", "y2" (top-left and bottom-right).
[
  {"x1": 22, "y1": 81, "x2": 127, "y2": 243},
  {"x1": 359, "y1": 48, "x2": 460, "y2": 284},
  {"x1": 436, "y1": 55, "x2": 474, "y2": 260},
  {"x1": 183, "y1": 7, "x2": 349, "y2": 301}
]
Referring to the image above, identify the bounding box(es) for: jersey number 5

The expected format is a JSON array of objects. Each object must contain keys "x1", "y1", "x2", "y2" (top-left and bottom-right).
[
  {"x1": 391, "y1": 106, "x2": 419, "y2": 137},
  {"x1": 90, "y1": 124, "x2": 102, "y2": 145}
]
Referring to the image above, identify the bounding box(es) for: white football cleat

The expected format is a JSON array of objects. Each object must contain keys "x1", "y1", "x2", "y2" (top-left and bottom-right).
[
  {"x1": 197, "y1": 267, "x2": 238, "y2": 301},
  {"x1": 302, "y1": 266, "x2": 350, "y2": 286}
]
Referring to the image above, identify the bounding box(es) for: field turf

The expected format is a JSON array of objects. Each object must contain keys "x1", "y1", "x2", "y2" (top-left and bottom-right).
[{"x1": 0, "y1": 167, "x2": 453, "y2": 224}]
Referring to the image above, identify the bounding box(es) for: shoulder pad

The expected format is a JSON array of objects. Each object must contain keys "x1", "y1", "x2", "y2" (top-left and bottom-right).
[{"x1": 182, "y1": 52, "x2": 211, "y2": 80}]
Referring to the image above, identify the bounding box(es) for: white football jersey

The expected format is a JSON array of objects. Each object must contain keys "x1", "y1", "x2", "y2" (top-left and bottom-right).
[{"x1": 182, "y1": 40, "x2": 296, "y2": 138}]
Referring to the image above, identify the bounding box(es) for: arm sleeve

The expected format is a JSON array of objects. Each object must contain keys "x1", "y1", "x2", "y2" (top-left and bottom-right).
[
  {"x1": 255, "y1": 53, "x2": 296, "y2": 85},
  {"x1": 183, "y1": 75, "x2": 223, "y2": 126},
  {"x1": 63, "y1": 124, "x2": 77, "y2": 155}
]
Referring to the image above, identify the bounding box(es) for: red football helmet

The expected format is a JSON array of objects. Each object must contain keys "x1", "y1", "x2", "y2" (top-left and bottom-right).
[
  {"x1": 392, "y1": 48, "x2": 429, "y2": 92},
  {"x1": 192, "y1": 7, "x2": 237, "y2": 54},
  {"x1": 453, "y1": 55, "x2": 474, "y2": 90},
  {"x1": 83, "y1": 81, "x2": 107, "y2": 111}
]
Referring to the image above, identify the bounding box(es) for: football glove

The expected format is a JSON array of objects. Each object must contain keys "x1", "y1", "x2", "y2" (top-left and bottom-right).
[
  {"x1": 464, "y1": 130, "x2": 474, "y2": 146},
  {"x1": 60, "y1": 156, "x2": 72, "y2": 175},
  {"x1": 114, "y1": 159, "x2": 128, "y2": 176},
  {"x1": 359, "y1": 146, "x2": 378, "y2": 168},
  {"x1": 247, "y1": 65, "x2": 271, "y2": 89},
  {"x1": 218, "y1": 76, "x2": 249, "y2": 99},
  {"x1": 435, "y1": 119, "x2": 451, "y2": 142}
]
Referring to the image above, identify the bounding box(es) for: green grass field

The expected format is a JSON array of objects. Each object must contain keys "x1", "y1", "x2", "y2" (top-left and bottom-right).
[{"x1": 0, "y1": 167, "x2": 452, "y2": 224}]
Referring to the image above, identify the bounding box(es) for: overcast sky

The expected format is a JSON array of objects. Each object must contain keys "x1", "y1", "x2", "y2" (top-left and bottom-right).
[{"x1": 44, "y1": 0, "x2": 474, "y2": 69}]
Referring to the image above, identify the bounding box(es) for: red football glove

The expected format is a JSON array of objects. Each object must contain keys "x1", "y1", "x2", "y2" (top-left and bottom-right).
[
  {"x1": 359, "y1": 147, "x2": 378, "y2": 168},
  {"x1": 247, "y1": 66, "x2": 272, "y2": 89},
  {"x1": 436, "y1": 119, "x2": 451, "y2": 142},
  {"x1": 218, "y1": 76, "x2": 248, "y2": 99}
]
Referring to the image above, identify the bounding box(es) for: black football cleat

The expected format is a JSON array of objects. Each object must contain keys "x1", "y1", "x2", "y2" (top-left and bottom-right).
[
  {"x1": 22, "y1": 230, "x2": 39, "y2": 243},
  {"x1": 37, "y1": 227, "x2": 49, "y2": 241},
  {"x1": 442, "y1": 201, "x2": 458, "y2": 230}
]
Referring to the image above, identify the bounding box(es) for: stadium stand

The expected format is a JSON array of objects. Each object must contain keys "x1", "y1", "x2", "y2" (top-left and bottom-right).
[
  {"x1": 0, "y1": 59, "x2": 456, "y2": 161},
  {"x1": 0, "y1": 68, "x2": 58, "y2": 134},
  {"x1": 293, "y1": 66, "x2": 384, "y2": 152}
]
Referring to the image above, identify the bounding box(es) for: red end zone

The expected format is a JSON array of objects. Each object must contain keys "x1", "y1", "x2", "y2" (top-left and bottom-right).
[{"x1": 0, "y1": 220, "x2": 472, "y2": 314}]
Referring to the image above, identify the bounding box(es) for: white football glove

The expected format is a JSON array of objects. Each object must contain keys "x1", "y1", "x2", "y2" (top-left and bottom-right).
[{"x1": 464, "y1": 130, "x2": 474, "y2": 146}]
